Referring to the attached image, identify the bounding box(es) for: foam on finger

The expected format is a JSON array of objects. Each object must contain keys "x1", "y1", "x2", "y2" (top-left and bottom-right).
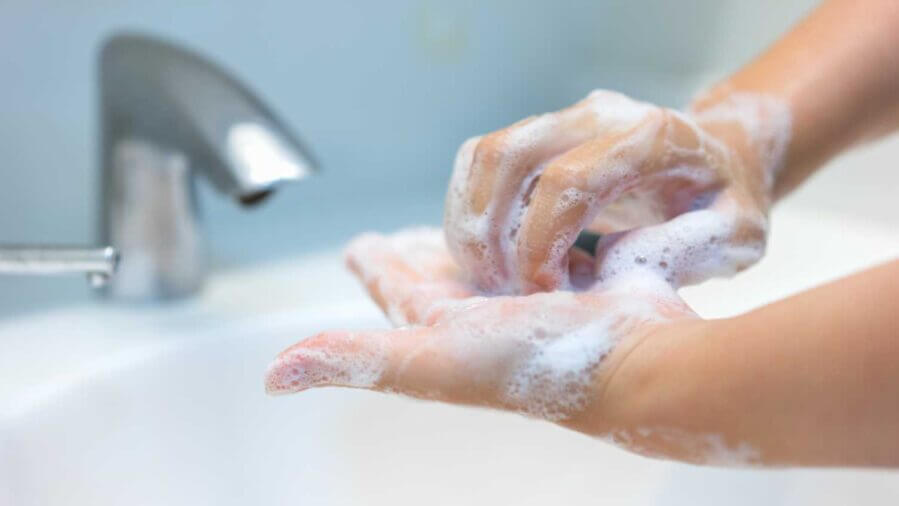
[
  {"x1": 383, "y1": 276, "x2": 686, "y2": 421},
  {"x1": 443, "y1": 91, "x2": 662, "y2": 295},
  {"x1": 445, "y1": 89, "x2": 791, "y2": 295},
  {"x1": 265, "y1": 331, "x2": 389, "y2": 394},
  {"x1": 346, "y1": 227, "x2": 472, "y2": 326}
]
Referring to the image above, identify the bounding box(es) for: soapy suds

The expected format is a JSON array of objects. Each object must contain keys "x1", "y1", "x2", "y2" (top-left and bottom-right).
[
  {"x1": 346, "y1": 227, "x2": 471, "y2": 326},
  {"x1": 267, "y1": 90, "x2": 790, "y2": 463},
  {"x1": 369, "y1": 277, "x2": 675, "y2": 422},
  {"x1": 444, "y1": 91, "x2": 659, "y2": 294},
  {"x1": 605, "y1": 427, "x2": 761, "y2": 466},
  {"x1": 593, "y1": 207, "x2": 767, "y2": 289},
  {"x1": 265, "y1": 226, "x2": 767, "y2": 465},
  {"x1": 265, "y1": 331, "x2": 388, "y2": 394},
  {"x1": 500, "y1": 293, "x2": 665, "y2": 421},
  {"x1": 268, "y1": 226, "x2": 686, "y2": 424},
  {"x1": 689, "y1": 91, "x2": 793, "y2": 191},
  {"x1": 445, "y1": 89, "x2": 790, "y2": 294},
  {"x1": 503, "y1": 320, "x2": 615, "y2": 420}
]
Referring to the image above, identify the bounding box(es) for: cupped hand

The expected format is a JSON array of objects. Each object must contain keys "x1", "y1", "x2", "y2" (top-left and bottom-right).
[
  {"x1": 444, "y1": 89, "x2": 790, "y2": 294},
  {"x1": 266, "y1": 228, "x2": 698, "y2": 438}
]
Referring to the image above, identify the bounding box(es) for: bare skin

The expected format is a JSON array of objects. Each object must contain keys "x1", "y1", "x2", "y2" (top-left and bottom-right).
[
  {"x1": 267, "y1": 0, "x2": 899, "y2": 466},
  {"x1": 446, "y1": 0, "x2": 899, "y2": 294},
  {"x1": 444, "y1": 90, "x2": 778, "y2": 294},
  {"x1": 610, "y1": 259, "x2": 899, "y2": 467},
  {"x1": 267, "y1": 230, "x2": 703, "y2": 441},
  {"x1": 267, "y1": 232, "x2": 899, "y2": 466}
]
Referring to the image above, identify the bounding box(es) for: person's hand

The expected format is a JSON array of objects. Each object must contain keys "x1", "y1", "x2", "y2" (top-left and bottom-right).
[
  {"x1": 266, "y1": 229, "x2": 712, "y2": 456},
  {"x1": 444, "y1": 89, "x2": 791, "y2": 294}
]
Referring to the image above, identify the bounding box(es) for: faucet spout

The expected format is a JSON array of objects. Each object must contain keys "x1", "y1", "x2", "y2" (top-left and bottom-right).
[{"x1": 100, "y1": 33, "x2": 317, "y2": 300}]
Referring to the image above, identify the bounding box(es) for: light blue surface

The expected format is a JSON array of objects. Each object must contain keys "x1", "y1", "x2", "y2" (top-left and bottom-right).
[{"x1": 0, "y1": 0, "x2": 815, "y2": 315}]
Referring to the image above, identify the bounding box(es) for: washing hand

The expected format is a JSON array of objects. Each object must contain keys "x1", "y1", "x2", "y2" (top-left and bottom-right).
[
  {"x1": 265, "y1": 0, "x2": 899, "y2": 468},
  {"x1": 263, "y1": 91, "x2": 792, "y2": 462},
  {"x1": 265, "y1": 229, "x2": 720, "y2": 458},
  {"x1": 445, "y1": 89, "x2": 790, "y2": 294},
  {"x1": 265, "y1": 227, "x2": 899, "y2": 467}
]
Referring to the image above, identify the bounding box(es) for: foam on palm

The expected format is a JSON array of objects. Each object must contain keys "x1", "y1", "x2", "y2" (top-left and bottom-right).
[{"x1": 265, "y1": 89, "x2": 790, "y2": 465}]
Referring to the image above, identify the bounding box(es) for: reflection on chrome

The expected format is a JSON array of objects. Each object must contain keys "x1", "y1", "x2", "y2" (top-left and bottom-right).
[
  {"x1": 100, "y1": 34, "x2": 317, "y2": 300},
  {"x1": 227, "y1": 122, "x2": 313, "y2": 188}
]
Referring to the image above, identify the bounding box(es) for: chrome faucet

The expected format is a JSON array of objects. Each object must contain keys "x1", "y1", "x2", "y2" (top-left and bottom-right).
[
  {"x1": 99, "y1": 34, "x2": 317, "y2": 300},
  {"x1": 0, "y1": 246, "x2": 119, "y2": 287}
]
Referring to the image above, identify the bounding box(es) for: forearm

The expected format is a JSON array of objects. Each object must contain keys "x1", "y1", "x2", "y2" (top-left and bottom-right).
[
  {"x1": 624, "y1": 259, "x2": 899, "y2": 466},
  {"x1": 693, "y1": 0, "x2": 899, "y2": 199}
]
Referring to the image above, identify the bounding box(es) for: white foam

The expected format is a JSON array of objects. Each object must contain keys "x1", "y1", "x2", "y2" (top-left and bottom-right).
[
  {"x1": 593, "y1": 208, "x2": 767, "y2": 289},
  {"x1": 298, "y1": 91, "x2": 791, "y2": 445},
  {"x1": 352, "y1": 276, "x2": 678, "y2": 422},
  {"x1": 585, "y1": 90, "x2": 657, "y2": 131},
  {"x1": 689, "y1": 91, "x2": 793, "y2": 191},
  {"x1": 443, "y1": 89, "x2": 789, "y2": 295},
  {"x1": 265, "y1": 332, "x2": 387, "y2": 394},
  {"x1": 346, "y1": 227, "x2": 466, "y2": 326},
  {"x1": 501, "y1": 291, "x2": 665, "y2": 421},
  {"x1": 605, "y1": 426, "x2": 762, "y2": 466},
  {"x1": 443, "y1": 90, "x2": 661, "y2": 295},
  {"x1": 503, "y1": 316, "x2": 619, "y2": 421}
]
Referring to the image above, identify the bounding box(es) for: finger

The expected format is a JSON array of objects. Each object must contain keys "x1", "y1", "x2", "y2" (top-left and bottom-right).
[
  {"x1": 516, "y1": 111, "x2": 726, "y2": 292},
  {"x1": 514, "y1": 118, "x2": 663, "y2": 292},
  {"x1": 345, "y1": 228, "x2": 473, "y2": 326},
  {"x1": 475, "y1": 91, "x2": 659, "y2": 217},
  {"x1": 444, "y1": 116, "x2": 585, "y2": 293},
  {"x1": 264, "y1": 326, "x2": 510, "y2": 408},
  {"x1": 265, "y1": 328, "x2": 410, "y2": 395},
  {"x1": 445, "y1": 91, "x2": 656, "y2": 293}
]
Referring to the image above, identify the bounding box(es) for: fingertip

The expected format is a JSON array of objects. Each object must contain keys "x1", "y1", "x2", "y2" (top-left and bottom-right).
[
  {"x1": 344, "y1": 233, "x2": 383, "y2": 268},
  {"x1": 264, "y1": 331, "x2": 389, "y2": 395},
  {"x1": 264, "y1": 336, "x2": 331, "y2": 395},
  {"x1": 264, "y1": 358, "x2": 304, "y2": 396}
]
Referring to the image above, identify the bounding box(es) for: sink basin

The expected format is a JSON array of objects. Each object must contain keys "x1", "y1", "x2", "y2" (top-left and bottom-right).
[{"x1": 2, "y1": 202, "x2": 899, "y2": 505}]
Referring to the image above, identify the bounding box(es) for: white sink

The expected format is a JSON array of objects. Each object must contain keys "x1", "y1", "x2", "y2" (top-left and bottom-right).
[{"x1": 2, "y1": 202, "x2": 899, "y2": 505}]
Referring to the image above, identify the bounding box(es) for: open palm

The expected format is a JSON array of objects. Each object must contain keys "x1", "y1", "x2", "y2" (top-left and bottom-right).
[{"x1": 266, "y1": 228, "x2": 698, "y2": 436}]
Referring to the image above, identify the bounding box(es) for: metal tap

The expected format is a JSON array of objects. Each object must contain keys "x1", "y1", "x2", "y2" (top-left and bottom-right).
[
  {"x1": 0, "y1": 246, "x2": 119, "y2": 288},
  {"x1": 99, "y1": 34, "x2": 317, "y2": 300}
]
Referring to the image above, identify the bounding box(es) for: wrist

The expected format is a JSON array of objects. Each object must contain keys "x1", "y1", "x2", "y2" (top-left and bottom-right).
[
  {"x1": 589, "y1": 317, "x2": 766, "y2": 464},
  {"x1": 580, "y1": 317, "x2": 711, "y2": 437},
  {"x1": 687, "y1": 86, "x2": 793, "y2": 205}
]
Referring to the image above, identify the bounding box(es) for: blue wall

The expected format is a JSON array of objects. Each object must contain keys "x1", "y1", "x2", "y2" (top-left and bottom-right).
[{"x1": 0, "y1": 0, "x2": 815, "y2": 313}]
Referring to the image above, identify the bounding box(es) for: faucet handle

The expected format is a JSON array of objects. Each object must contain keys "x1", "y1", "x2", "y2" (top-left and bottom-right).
[{"x1": 0, "y1": 245, "x2": 119, "y2": 287}]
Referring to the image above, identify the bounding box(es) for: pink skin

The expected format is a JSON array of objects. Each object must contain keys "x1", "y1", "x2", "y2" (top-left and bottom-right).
[
  {"x1": 265, "y1": 0, "x2": 899, "y2": 467},
  {"x1": 263, "y1": 92, "x2": 786, "y2": 458},
  {"x1": 265, "y1": 229, "x2": 696, "y2": 431},
  {"x1": 443, "y1": 90, "x2": 783, "y2": 295}
]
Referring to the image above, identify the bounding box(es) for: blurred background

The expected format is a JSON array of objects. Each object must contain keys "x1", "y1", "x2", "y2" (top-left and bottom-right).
[
  {"x1": 5, "y1": 2, "x2": 899, "y2": 505},
  {"x1": 1, "y1": 0, "x2": 896, "y2": 315}
]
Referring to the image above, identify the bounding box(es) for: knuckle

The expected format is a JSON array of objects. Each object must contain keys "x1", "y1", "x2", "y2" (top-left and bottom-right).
[
  {"x1": 585, "y1": 88, "x2": 625, "y2": 104},
  {"x1": 542, "y1": 159, "x2": 586, "y2": 188},
  {"x1": 469, "y1": 131, "x2": 508, "y2": 170},
  {"x1": 731, "y1": 213, "x2": 769, "y2": 251},
  {"x1": 470, "y1": 115, "x2": 545, "y2": 169},
  {"x1": 641, "y1": 107, "x2": 669, "y2": 131},
  {"x1": 453, "y1": 135, "x2": 482, "y2": 166},
  {"x1": 457, "y1": 135, "x2": 482, "y2": 155}
]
